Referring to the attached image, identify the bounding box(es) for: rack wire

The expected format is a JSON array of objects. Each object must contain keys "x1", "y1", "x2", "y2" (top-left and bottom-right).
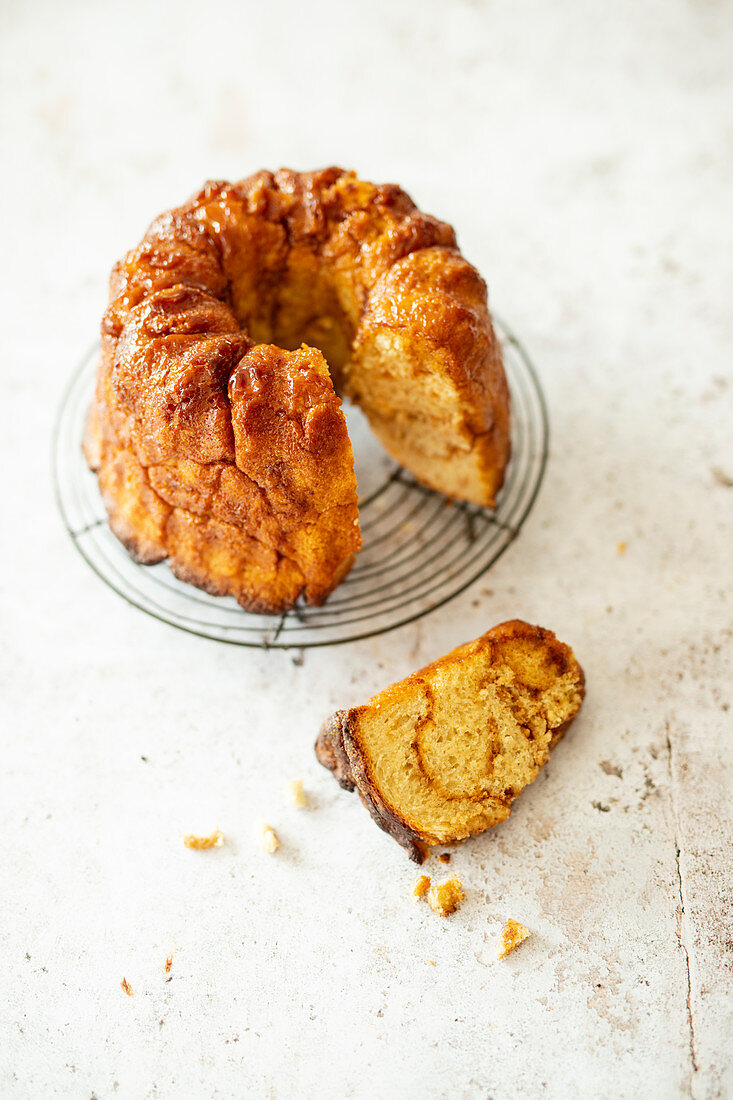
[{"x1": 53, "y1": 317, "x2": 548, "y2": 647}]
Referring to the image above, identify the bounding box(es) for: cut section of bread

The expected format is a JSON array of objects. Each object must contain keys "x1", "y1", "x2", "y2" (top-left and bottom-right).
[
  {"x1": 347, "y1": 247, "x2": 509, "y2": 506},
  {"x1": 315, "y1": 620, "x2": 585, "y2": 862}
]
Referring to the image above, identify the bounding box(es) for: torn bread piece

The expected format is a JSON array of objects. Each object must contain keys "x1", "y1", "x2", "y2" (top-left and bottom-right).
[
  {"x1": 497, "y1": 918, "x2": 530, "y2": 959},
  {"x1": 315, "y1": 620, "x2": 585, "y2": 862},
  {"x1": 427, "y1": 875, "x2": 465, "y2": 916}
]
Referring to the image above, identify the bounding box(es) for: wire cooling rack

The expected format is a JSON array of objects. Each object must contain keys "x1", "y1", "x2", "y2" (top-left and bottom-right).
[{"x1": 53, "y1": 317, "x2": 548, "y2": 648}]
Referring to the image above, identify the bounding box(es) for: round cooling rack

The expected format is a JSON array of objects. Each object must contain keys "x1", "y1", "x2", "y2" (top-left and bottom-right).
[{"x1": 53, "y1": 318, "x2": 548, "y2": 648}]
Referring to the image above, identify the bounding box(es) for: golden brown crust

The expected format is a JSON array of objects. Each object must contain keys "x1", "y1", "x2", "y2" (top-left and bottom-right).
[
  {"x1": 316, "y1": 620, "x2": 585, "y2": 861},
  {"x1": 393, "y1": 619, "x2": 585, "y2": 696},
  {"x1": 315, "y1": 711, "x2": 356, "y2": 792},
  {"x1": 89, "y1": 169, "x2": 510, "y2": 610}
]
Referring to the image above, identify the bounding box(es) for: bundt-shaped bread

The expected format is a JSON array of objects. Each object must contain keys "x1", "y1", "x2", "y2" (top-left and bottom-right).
[
  {"x1": 85, "y1": 169, "x2": 511, "y2": 612},
  {"x1": 316, "y1": 620, "x2": 585, "y2": 862}
]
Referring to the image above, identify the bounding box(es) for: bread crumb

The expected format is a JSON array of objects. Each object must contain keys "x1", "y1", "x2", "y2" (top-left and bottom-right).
[
  {"x1": 616, "y1": 541, "x2": 627, "y2": 555},
  {"x1": 438, "y1": 852, "x2": 451, "y2": 864},
  {"x1": 183, "y1": 829, "x2": 223, "y2": 850},
  {"x1": 260, "y1": 823, "x2": 280, "y2": 853},
  {"x1": 164, "y1": 955, "x2": 173, "y2": 975},
  {"x1": 497, "y1": 918, "x2": 530, "y2": 959},
  {"x1": 413, "y1": 875, "x2": 431, "y2": 898},
  {"x1": 120, "y1": 977, "x2": 133, "y2": 997},
  {"x1": 427, "y1": 875, "x2": 465, "y2": 916},
  {"x1": 287, "y1": 779, "x2": 307, "y2": 808}
]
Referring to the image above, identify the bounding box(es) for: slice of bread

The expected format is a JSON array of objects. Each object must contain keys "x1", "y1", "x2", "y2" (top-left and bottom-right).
[{"x1": 315, "y1": 620, "x2": 585, "y2": 862}]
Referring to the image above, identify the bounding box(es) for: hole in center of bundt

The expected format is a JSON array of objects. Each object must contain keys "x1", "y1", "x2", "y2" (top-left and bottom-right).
[{"x1": 228, "y1": 250, "x2": 357, "y2": 397}]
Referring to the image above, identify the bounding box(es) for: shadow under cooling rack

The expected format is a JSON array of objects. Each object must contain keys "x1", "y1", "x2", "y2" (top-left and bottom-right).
[{"x1": 53, "y1": 317, "x2": 548, "y2": 648}]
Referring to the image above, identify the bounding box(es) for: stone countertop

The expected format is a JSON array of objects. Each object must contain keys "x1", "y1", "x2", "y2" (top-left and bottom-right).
[{"x1": 1, "y1": 1, "x2": 731, "y2": 1097}]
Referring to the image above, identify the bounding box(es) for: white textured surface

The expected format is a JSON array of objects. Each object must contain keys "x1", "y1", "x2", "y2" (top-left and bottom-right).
[{"x1": 1, "y1": 1, "x2": 732, "y2": 1097}]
